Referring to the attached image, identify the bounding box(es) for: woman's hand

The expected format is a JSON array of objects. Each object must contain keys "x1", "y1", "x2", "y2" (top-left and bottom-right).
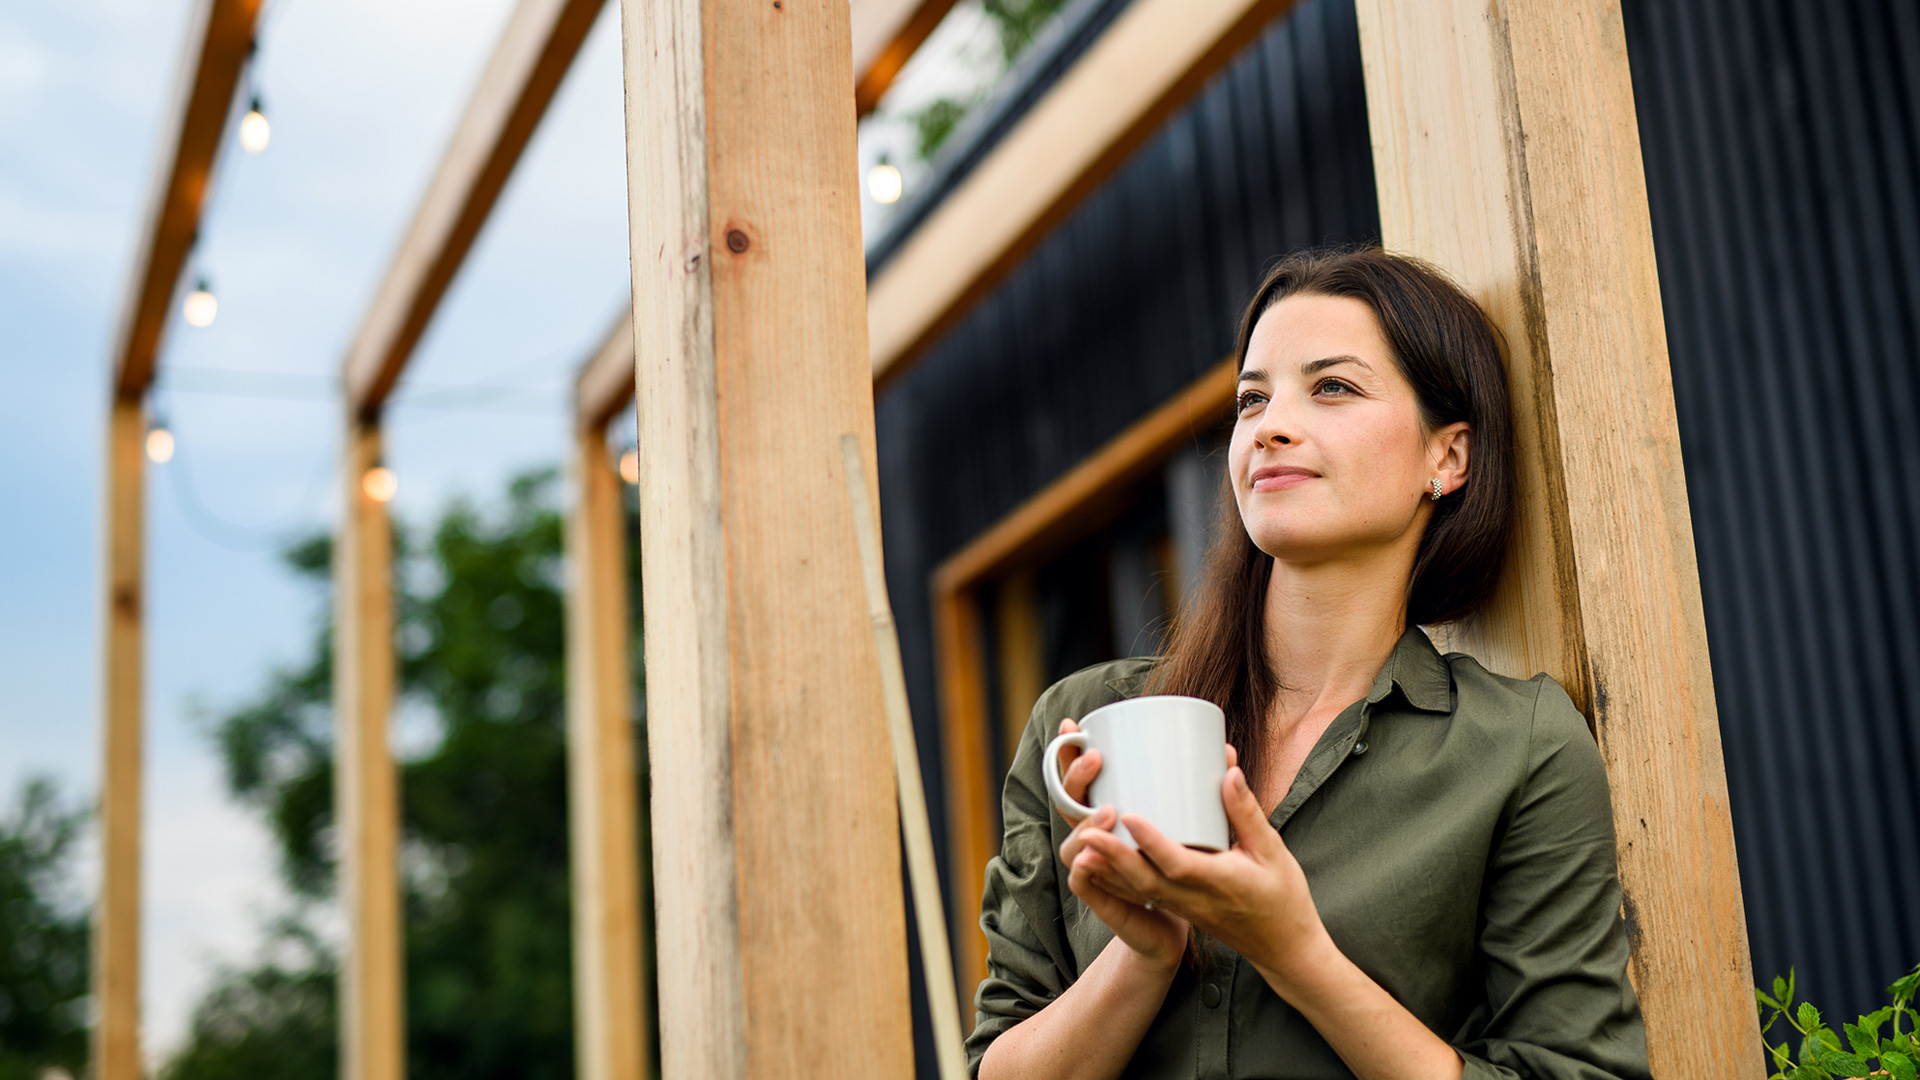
[
  {"x1": 1051, "y1": 720, "x2": 1190, "y2": 972},
  {"x1": 1071, "y1": 748, "x2": 1327, "y2": 986}
]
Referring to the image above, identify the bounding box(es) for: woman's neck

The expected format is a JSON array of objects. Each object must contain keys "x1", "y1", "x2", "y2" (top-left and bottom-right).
[{"x1": 1260, "y1": 545, "x2": 1413, "y2": 737}]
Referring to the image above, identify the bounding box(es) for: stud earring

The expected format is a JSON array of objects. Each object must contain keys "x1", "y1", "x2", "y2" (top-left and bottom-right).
[{"x1": 1430, "y1": 478, "x2": 1444, "y2": 501}]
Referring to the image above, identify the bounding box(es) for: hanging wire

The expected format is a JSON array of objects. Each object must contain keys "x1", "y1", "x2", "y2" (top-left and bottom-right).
[{"x1": 156, "y1": 405, "x2": 338, "y2": 553}]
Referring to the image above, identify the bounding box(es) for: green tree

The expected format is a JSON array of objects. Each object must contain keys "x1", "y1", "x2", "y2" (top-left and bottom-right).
[
  {"x1": 904, "y1": 0, "x2": 1070, "y2": 161},
  {"x1": 0, "y1": 776, "x2": 90, "y2": 1080},
  {"x1": 167, "y1": 469, "x2": 647, "y2": 1080}
]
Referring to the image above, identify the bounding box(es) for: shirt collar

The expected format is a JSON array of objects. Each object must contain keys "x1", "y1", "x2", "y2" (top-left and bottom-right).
[
  {"x1": 1104, "y1": 625, "x2": 1453, "y2": 714},
  {"x1": 1365, "y1": 625, "x2": 1454, "y2": 714}
]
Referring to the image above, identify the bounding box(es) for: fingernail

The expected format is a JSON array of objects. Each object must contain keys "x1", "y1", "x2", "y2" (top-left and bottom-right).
[{"x1": 1232, "y1": 769, "x2": 1248, "y2": 794}]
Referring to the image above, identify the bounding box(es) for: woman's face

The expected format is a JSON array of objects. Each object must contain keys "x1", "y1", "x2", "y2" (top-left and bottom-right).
[{"x1": 1229, "y1": 293, "x2": 1469, "y2": 566}]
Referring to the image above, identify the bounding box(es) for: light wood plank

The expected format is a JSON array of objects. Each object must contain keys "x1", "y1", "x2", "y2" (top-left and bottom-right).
[
  {"x1": 619, "y1": 0, "x2": 911, "y2": 1075},
  {"x1": 333, "y1": 422, "x2": 403, "y2": 1080},
  {"x1": 866, "y1": 0, "x2": 1293, "y2": 384},
  {"x1": 850, "y1": 0, "x2": 960, "y2": 115},
  {"x1": 110, "y1": 0, "x2": 263, "y2": 398},
  {"x1": 929, "y1": 358, "x2": 1235, "y2": 1009},
  {"x1": 566, "y1": 428, "x2": 653, "y2": 1080},
  {"x1": 343, "y1": 0, "x2": 606, "y2": 418},
  {"x1": 95, "y1": 399, "x2": 145, "y2": 1080},
  {"x1": 1354, "y1": 2, "x2": 1759, "y2": 1073},
  {"x1": 576, "y1": 311, "x2": 637, "y2": 430}
]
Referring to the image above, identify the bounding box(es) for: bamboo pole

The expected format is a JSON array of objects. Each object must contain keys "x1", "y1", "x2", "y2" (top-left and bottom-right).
[{"x1": 840, "y1": 435, "x2": 968, "y2": 1080}]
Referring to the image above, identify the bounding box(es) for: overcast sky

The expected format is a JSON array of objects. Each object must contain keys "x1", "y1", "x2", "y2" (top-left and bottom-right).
[{"x1": 0, "y1": 0, "x2": 993, "y2": 1062}]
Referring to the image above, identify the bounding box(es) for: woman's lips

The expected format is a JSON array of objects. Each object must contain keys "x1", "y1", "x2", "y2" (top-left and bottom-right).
[{"x1": 1250, "y1": 465, "x2": 1319, "y2": 492}]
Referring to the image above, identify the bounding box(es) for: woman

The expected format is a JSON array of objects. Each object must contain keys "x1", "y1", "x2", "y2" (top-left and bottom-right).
[{"x1": 968, "y1": 248, "x2": 1650, "y2": 1080}]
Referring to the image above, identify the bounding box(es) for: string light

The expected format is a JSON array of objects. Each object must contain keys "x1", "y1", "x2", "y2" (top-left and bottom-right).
[
  {"x1": 145, "y1": 422, "x2": 175, "y2": 464},
  {"x1": 183, "y1": 277, "x2": 218, "y2": 328},
  {"x1": 618, "y1": 449, "x2": 639, "y2": 485},
  {"x1": 362, "y1": 466, "x2": 398, "y2": 503},
  {"x1": 867, "y1": 158, "x2": 903, "y2": 205},
  {"x1": 239, "y1": 94, "x2": 271, "y2": 154}
]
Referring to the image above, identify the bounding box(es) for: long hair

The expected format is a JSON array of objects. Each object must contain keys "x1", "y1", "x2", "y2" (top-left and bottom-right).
[{"x1": 1147, "y1": 246, "x2": 1516, "y2": 789}]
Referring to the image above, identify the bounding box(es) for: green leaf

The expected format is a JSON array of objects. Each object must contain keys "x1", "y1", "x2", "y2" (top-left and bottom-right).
[
  {"x1": 1819, "y1": 1049, "x2": 1868, "y2": 1077},
  {"x1": 1883, "y1": 1049, "x2": 1917, "y2": 1080},
  {"x1": 1801, "y1": 1033, "x2": 1823, "y2": 1066},
  {"x1": 1801, "y1": 1002, "x2": 1826, "y2": 1035},
  {"x1": 1788, "y1": 1064, "x2": 1829, "y2": 1080},
  {"x1": 1893, "y1": 965, "x2": 1920, "y2": 1004},
  {"x1": 1760, "y1": 987, "x2": 1783, "y2": 1011},
  {"x1": 1844, "y1": 1021, "x2": 1879, "y2": 1059},
  {"x1": 1776, "y1": 975, "x2": 1791, "y2": 1003}
]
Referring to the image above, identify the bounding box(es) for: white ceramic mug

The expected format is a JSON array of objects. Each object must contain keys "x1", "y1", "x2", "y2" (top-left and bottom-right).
[{"x1": 1042, "y1": 695, "x2": 1229, "y2": 851}]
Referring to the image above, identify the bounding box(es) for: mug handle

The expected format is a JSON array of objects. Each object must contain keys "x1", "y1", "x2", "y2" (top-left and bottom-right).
[{"x1": 1042, "y1": 731, "x2": 1098, "y2": 821}]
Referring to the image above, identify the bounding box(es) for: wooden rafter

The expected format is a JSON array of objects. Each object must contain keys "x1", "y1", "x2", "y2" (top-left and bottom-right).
[
  {"x1": 865, "y1": 0, "x2": 1294, "y2": 385},
  {"x1": 109, "y1": 0, "x2": 264, "y2": 400},
  {"x1": 574, "y1": 310, "x2": 634, "y2": 430},
  {"x1": 851, "y1": 0, "x2": 960, "y2": 115},
  {"x1": 341, "y1": 0, "x2": 606, "y2": 418}
]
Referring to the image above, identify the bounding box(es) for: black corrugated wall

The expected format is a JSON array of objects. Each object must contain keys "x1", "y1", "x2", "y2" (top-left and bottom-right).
[{"x1": 1623, "y1": 0, "x2": 1920, "y2": 1021}]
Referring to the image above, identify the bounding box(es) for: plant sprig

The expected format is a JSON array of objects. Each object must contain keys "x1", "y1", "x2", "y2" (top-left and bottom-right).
[{"x1": 1757, "y1": 963, "x2": 1920, "y2": 1080}]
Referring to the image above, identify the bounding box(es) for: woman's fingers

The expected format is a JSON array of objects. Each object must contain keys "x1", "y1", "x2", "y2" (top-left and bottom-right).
[
  {"x1": 1221, "y1": 766, "x2": 1277, "y2": 857},
  {"x1": 1225, "y1": 743, "x2": 1239, "y2": 770},
  {"x1": 1062, "y1": 748, "x2": 1101, "y2": 804},
  {"x1": 1059, "y1": 805, "x2": 1116, "y2": 865}
]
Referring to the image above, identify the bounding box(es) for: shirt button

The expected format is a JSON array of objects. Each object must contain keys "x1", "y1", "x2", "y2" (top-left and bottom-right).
[
  {"x1": 1200, "y1": 982, "x2": 1222, "y2": 1008},
  {"x1": 1352, "y1": 740, "x2": 1369, "y2": 756}
]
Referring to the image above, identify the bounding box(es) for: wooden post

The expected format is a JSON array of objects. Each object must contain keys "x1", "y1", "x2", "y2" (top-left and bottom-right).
[
  {"x1": 618, "y1": 0, "x2": 912, "y2": 1075},
  {"x1": 95, "y1": 398, "x2": 145, "y2": 1080},
  {"x1": 333, "y1": 421, "x2": 403, "y2": 1080},
  {"x1": 1353, "y1": 2, "x2": 1760, "y2": 1073},
  {"x1": 565, "y1": 427, "x2": 653, "y2": 1080}
]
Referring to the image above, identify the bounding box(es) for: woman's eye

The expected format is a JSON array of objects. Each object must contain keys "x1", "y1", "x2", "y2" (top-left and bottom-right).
[
  {"x1": 1313, "y1": 377, "x2": 1357, "y2": 397},
  {"x1": 1236, "y1": 389, "x2": 1268, "y2": 411}
]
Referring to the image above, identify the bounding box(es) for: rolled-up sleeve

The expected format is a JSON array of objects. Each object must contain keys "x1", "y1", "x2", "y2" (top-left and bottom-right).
[
  {"x1": 1454, "y1": 677, "x2": 1652, "y2": 1080},
  {"x1": 965, "y1": 687, "x2": 1081, "y2": 1077}
]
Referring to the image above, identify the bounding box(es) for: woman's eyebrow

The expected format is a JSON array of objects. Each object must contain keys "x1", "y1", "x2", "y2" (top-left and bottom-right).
[
  {"x1": 1237, "y1": 366, "x2": 1268, "y2": 383},
  {"x1": 1302, "y1": 355, "x2": 1372, "y2": 375}
]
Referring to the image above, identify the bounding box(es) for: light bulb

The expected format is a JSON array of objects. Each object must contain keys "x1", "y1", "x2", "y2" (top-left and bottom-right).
[
  {"x1": 618, "y1": 449, "x2": 639, "y2": 485},
  {"x1": 183, "y1": 279, "x2": 217, "y2": 328},
  {"x1": 145, "y1": 427, "x2": 175, "y2": 464},
  {"x1": 239, "y1": 103, "x2": 271, "y2": 154},
  {"x1": 867, "y1": 162, "x2": 903, "y2": 205},
  {"x1": 362, "y1": 466, "x2": 398, "y2": 503}
]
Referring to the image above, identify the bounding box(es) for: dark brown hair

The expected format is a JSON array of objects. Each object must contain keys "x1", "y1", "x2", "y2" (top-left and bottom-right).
[{"x1": 1148, "y1": 246, "x2": 1515, "y2": 789}]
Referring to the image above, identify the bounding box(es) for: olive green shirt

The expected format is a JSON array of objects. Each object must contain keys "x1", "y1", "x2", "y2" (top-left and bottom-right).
[{"x1": 966, "y1": 628, "x2": 1650, "y2": 1080}]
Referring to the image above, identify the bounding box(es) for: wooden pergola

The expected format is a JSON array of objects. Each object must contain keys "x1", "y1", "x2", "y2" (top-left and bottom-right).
[{"x1": 101, "y1": 0, "x2": 1763, "y2": 1078}]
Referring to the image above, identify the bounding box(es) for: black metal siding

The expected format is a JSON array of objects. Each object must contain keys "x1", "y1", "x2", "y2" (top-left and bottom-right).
[{"x1": 1623, "y1": 0, "x2": 1920, "y2": 1020}]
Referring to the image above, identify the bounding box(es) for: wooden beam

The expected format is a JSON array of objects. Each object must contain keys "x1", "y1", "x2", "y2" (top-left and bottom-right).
[
  {"x1": 993, "y1": 571, "x2": 1044, "y2": 774},
  {"x1": 928, "y1": 357, "x2": 1235, "y2": 1008},
  {"x1": 1353, "y1": 2, "x2": 1760, "y2": 1073},
  {"x1": 110, "y1": 0, "x2": 264, "y2": 398},
  {"x1": 850, "y1": 0, "x2": 960, "y2": 116},
  {"x1": 619, "y1": 0, "x2": 911, "y2": 1076},
  {"x1": 565, "y1": 428, "x2": 653, "y2": 1080},
  {"x1": 575, "y1": 311, "x2": 636, "y2": 430},
  {"x1": 865, "y1": 0, "x2": 1294, "y2": 385},
  {"x1": 342, "y1": 0, "x2": 606, "y2": 419},
  {"x1": 94, "y1": 399, "x2": 145, "y2": 1080},
  {"x1": 333, "y1": 422, "x2": 403, "y2": 1080}
]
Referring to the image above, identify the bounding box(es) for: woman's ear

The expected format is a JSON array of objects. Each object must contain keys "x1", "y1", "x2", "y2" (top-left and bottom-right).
[{"x1": 1432, "y1": 422, "x2": 1471, "y2": 497}]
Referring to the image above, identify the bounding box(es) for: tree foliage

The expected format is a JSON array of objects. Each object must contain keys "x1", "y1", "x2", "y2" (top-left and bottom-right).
[
  {"x1": 0, "y1": 777, "x2": 89, "y2": 1080},
  {"x1": 167, "y1": 469, "x2": 645, "y2": 1080}
]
